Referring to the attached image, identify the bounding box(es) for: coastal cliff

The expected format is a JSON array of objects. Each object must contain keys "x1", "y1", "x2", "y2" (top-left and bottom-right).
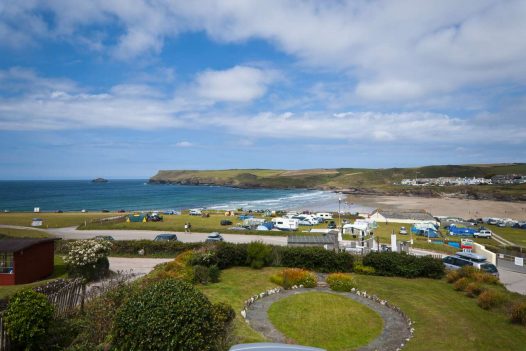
[{"x1": 149, "y1": 164, "x2": 526, "y2": 202}]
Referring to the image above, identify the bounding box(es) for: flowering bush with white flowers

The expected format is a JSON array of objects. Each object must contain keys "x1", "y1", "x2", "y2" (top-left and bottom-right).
[{"x1": 64, "y1": 239, "x2": 112, "y2": 281}]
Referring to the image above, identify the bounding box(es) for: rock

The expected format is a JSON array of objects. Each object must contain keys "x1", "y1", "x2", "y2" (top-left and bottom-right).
[{"x1": 240, "y1": 310, "x2": 246, "y2": 319}]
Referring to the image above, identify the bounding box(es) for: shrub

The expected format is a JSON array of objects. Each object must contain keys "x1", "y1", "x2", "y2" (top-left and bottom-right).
[
  {"x1": 154, "y1": 250, "x2": 194, "y2": 281},
  {"x1": 446, "y1": 270, "x2": 462, "y2": 283},
  {"x1": 327, "y1": 273, "x2": 357, "y2": 292},
  {"x1": 477, "y1": 289, "x2": 507, "y2": 310},
  {"x1": 64, "y1": 239, "x2": 112, "y2": 281},
  {"x1": 465, "y1": 282, "x2": 487, "y2": 297},
  {"x1": 112, "y1": 279, "x2": 231, "y2": 350},
  {"x1": 4, "y1": 289, "x2": 54, "y2": 350},
  {"x1": 57, "y1": 240, "x2": 203, "y2": 257},
  {"x1": 189, "y1": 247, "x2": 219, "y2": 267},
  {"x1": 215, "y1": 243, "x2": 248, "y2": 269},
  {"x1": 279, "y1": 247, "x2": 354, "y2": 273},
  {"x1": 210, "y1": 302, "x2": 236, "y2": 350},
  {"x1": 270, "y1": 268, "x2": 317, "y2": 289},
  {"x1": 353, "y1": 262, "x2": 376, "y2": 275},
  {"x1": 209, "y1": 265, "x2": 221, "y2": 283},
  {"x1": 362, "y1": 252, "x2": 444, "y2": 279},
  {"x1": 509, "y1": 301, "x2": 526, "y2": 325},
  {"x1": 193, "y1": 265, "x2": 210, "y2": 284},
  {"x1": 247, "y1": 241, "x2": 273, "y2": 269},
  {"x1": 453, "y1": 277, "x2": 470, "y2": 291}
]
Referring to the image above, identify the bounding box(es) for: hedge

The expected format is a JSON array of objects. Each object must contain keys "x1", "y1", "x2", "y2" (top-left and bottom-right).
[
  {"x1": 362, "y1": 252, "x2": 444, "y2": 279},
  {"x1": 56, "y1": 240, "x2": 202, "y2": 257},
  {"x1": 112, "y1": 279, "x2": 233, "y2": 350}
]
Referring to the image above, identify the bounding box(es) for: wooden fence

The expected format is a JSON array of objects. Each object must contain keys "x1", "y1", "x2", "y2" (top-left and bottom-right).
[{"x1": 0, "y1": 315, "x2": 10, "y2": 351}]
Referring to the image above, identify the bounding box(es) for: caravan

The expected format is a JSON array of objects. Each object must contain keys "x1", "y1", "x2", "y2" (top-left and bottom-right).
[
  {"x1": 271, "y1": 217, "x2": 299, "y2": 231},
  {"x1": 316, "y1": 213, "x2": 333, "y2": 220}
]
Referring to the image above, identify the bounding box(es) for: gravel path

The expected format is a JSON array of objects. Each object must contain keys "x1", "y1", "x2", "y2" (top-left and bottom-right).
[{"x1": 245, "y1": 287, "x2": 411, "y2": 351}]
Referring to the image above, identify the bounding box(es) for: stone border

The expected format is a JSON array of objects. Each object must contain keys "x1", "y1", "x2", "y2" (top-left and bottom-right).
[{"x1": 241, "y1": 286, "x2": 414, "y2": 351}]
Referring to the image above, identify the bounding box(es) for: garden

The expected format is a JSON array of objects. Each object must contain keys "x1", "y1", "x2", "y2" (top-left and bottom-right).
[{"x1": 2, "y1": 239, "x2": 526, "y2": 350}]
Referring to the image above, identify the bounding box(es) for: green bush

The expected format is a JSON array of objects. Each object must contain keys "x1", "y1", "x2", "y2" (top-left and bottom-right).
[
  {"x1": 4, "y1": 289, "x2": 54, "y2": 350},
  {"x1": 270, "y1": 268, "x2": 318, "y2": 289},
  {"x1": 214, "y1": 243, "x2": 248, "y2": 269},
  {"x1": 209, "y1": 265, "x2": 221, "y2": 283},
  {"x1": 509, "y1": 301, "x2": 526, "y2": 325},
  {"x1": 353, "y1": 262, "x2": 376, "y2": 275},
  {"x1": 210, "y1": 302, "x2": 236, "y2": 350},
  {"x1": 362, "y1": 252, "x2": 444, "y2": 278},
  {"x1": 326, "y1": 273, "x2": 357, "y2": 292},
  {"x1": 68, "y1": 256, "x2": 110, "y2": 282},
  {"x1": 193, "y1": 265, "x2": 211, "y2": 284},
  {"x1": 247, "y1": 241, "x2": 273, "y2": 269},
  {"x1": 279, "y1": 247, "x2": 354, "y2": 273},
  {"x1": 112, "y1": 279, "x2": 230, "y2": 351},
  {"x1": 477, "y1": 289, "x2": 507, "y2": 310}
]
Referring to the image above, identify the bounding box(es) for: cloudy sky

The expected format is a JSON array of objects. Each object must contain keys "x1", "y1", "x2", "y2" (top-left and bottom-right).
[{"x1": 1, "y1": 0, "x2": 525, "y2": 179}]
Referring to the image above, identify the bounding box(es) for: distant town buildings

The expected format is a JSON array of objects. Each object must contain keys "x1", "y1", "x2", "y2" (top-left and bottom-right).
[{"x1": 398, "y1": 175, "x2": 526, "y2": 186}]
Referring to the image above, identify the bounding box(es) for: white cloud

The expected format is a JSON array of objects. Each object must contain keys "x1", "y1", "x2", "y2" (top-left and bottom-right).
[
  {"x1": 194, "y1": 66, "x2": 276, "y2": 102},
  {"x1": 175, "y1": 141, "x2": 193, "y2": 147}
]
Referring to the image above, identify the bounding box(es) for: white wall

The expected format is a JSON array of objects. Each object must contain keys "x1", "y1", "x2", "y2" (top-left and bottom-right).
[{"x1": 473, "y1": 242, "x2": 497, "y2": 265}]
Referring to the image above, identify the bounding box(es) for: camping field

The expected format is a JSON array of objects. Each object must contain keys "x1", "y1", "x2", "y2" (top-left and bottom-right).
[{"x1": 0, "y1": 212, "x2": 118, "y2": 228}]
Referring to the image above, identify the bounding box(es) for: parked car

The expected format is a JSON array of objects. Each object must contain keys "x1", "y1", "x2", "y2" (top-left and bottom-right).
[
  {"x1": 220, "y1": 220, "x2": 233, "y2": 226},
  {"x1": 153, "y1": 234, "x2": 178, "y2": 241},
  {"x1": 189, "y1": 209, "x2": 202, "y2": 216},
  {"x1": 399, "y1": 227, "x2": 408, "y2": 235},
  {"x1": 101, "y1": 209, "x2": 110, "y2": 213},
  {"x1": 327, "y1": 221, "x2": 337, "y2": 229},
  {"x1": 443, "y1": 252, "x2": 499, "y2": 276},
  {"x1": 474, "y1": 229, "x2": 492, "y2": 238},
  {"x1": 147, "y1": 214, "x2": 163, "y2": 222},
  {"x1": 205, "y1": 232, "x2": 224, "y2": 242},
  {"x1": 94, "y1": 235, "x2": 115, "y2": 241}
]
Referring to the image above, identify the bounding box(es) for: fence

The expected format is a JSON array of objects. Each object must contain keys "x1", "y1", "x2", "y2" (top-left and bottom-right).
[
  {"x1": 79, "y1": 215, "x2": 127, "y2": 228},
  {"x1": 497, "y1": 251, "x2": 526, "y2": 274},
  {"x1": 0, "y1": 315, "x2": 9, "y2": 351}
]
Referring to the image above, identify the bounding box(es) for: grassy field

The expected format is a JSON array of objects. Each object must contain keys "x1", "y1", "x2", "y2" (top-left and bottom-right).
[
  {"x1": 81, "y1": 212, "x2": 335, "y2": 236},
  {"x1": 354, "y1": 275, "x2": 526, "y2": 351},
  {"x1": 268, "y1": 292, "x2": 383, "y2": 351},
  {"x1": 484, "y1": 224, "x2": 526, "y2": 247},
  {"x1": 198, "y1": 267, "x2": 281, "y2": 343},
  {"x1": 0, "y1": 212, "x2": 118, "y2": 228},
  {"x1": 195, "y1": 267, "x2": 526, "y2": 350},
  {"x1": 0, "y1": 255, "x2": 67, "y2": 299},
  {"x1": 0, "y1": 227, "x2": 53, "y2": 238}
]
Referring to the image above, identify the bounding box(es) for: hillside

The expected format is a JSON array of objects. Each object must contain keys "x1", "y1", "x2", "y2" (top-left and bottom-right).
[{"x1": 149, "y1": 164, "x2": 526, "y2": 201}]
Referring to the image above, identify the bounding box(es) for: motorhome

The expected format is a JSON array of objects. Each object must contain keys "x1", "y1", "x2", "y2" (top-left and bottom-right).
[
  {"x1": 271, "y1": 217, "x2": 299, "y2": 231},
  {"x1": 316, "y1": 213, "x2": 333, "y2": 220}
]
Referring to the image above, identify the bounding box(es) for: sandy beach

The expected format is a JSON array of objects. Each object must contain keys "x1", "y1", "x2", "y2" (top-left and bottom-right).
[{"x1": 347, "y1": 195, "x2": 526, "y2": 220}]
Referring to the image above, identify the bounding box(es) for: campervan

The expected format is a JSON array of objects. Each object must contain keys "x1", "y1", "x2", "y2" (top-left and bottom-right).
[
  {"x1": 271, "y1": 217, "x2": 299, "y2": 231},
  {"x1": 316, "y1": 213, "x2": 333, "y2": 220}
]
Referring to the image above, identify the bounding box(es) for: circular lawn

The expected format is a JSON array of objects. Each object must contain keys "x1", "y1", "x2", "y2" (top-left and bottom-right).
[{"x1": 267, "y1": 292, "x2": 383, "y2": 351}]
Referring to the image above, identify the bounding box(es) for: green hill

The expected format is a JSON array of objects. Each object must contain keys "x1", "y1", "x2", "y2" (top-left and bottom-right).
[{"x1": 149, "y1": 164, "x2": 526, "y2": 201}]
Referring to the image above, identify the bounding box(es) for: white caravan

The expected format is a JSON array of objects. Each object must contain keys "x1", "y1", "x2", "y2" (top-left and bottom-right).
[
  {"x1": 271, "y1": 217, "x2": 299, "y2": 231},
  {"x1": 316, "y1": 212, "x2": 333, "y2": 220}
]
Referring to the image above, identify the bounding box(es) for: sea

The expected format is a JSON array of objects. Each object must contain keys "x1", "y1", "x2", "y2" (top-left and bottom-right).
[{"x1": 0, "y1": 180, "x2": 343, "y2": 212}]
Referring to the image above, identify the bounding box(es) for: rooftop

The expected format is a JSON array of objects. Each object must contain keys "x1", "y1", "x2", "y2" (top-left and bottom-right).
[
  {"x1": 376, "y1": 210, "x2": 435, "y2": 221},
  {"x1": 0, "y1": 238, "x2": 59, "y2": 253}
]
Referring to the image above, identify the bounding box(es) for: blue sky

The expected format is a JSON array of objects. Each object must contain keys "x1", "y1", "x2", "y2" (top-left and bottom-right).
[{"x1": 1, "y1": 1, "x2": 525, "y2": 179}]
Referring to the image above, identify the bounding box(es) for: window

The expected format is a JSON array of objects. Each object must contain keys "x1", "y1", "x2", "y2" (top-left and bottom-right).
[{"x1": 0, "y1": 253, "x2": 14, "y2": 274}]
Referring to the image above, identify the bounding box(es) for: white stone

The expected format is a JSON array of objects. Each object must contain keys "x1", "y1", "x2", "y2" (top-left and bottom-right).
[{"x1": 240, "y1": 310, "x2": 246, "y2": 319}]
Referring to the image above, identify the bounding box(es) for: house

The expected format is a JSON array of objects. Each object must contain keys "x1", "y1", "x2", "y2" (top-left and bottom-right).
[
  {"x1": 370, "y1": 210, "x2": 438, "y2": 225},
  {"x1": 126, "y1": 214, "x2": 147, "y2": 223},
  {"x1": 287, "y1": 234, "x2": 337, "y2": 250},
  {"x1": 0, "y1": 238, "x2": 59, "y2": 285}
]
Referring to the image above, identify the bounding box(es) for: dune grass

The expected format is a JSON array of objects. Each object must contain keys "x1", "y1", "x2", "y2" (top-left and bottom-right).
[{"x1": 268, "y1": 291, "x2": 383, "y2": 351}]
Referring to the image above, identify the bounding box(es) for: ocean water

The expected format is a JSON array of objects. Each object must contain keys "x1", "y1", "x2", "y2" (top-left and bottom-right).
[{"x1": 0, "y1": 180, "x2": 342, "y2": 212}]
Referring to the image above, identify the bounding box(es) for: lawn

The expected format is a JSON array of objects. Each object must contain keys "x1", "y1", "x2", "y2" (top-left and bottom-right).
[
  {"x1": 353, "y1": 275, "x2": 526, "y2": 351},
  {"x1": 268, "y1": 292, "x2": 383, "y2": 351},
  {"x1": 0, "y1": 227, "x2": 54, "y2": 238},
  {"x1": 0, "y1": 255, "x2": 67, "y2": 299},
  {"x1": 198, "y1": 267, "x2": 281, "y2": 343},
  {"x1": 486, "y1": 224, "x2": 526, "y2": 247},
  {"x1": 0, "y1": 212, "x2": 118, "y2": 228}
]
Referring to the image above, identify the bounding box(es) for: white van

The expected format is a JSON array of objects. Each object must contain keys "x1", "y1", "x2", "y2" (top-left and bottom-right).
[
  {"x1": 271, "y1": 217, "x2": 299, "y2": 231},
  {"x1": 189, "y1": 209, "x2": 202, "y2": 216}
]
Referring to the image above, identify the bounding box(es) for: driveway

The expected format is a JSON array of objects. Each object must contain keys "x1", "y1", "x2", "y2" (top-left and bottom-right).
[{"x1": 46, "y1": 226, "x2": 288, "y2": 246}]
